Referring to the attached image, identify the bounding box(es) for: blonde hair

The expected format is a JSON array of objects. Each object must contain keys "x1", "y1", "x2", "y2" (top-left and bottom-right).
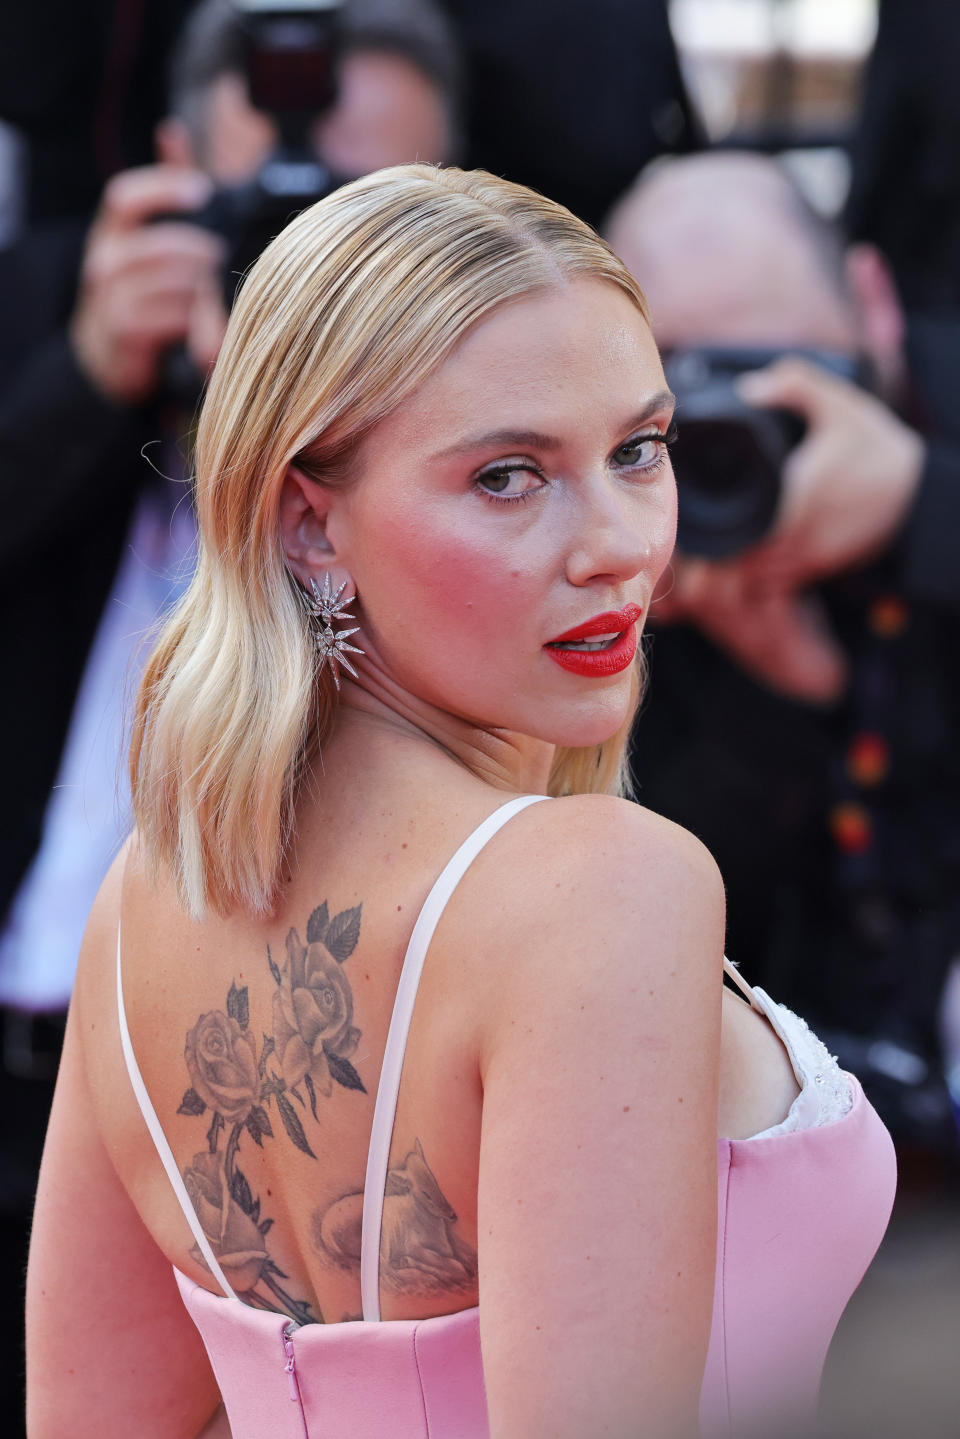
[{"x1": 131, "y1": 165, "x2": 651, "y2": 917}]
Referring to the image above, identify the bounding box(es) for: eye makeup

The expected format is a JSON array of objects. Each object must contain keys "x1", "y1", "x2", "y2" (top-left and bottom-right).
[{"x1": 472, "y1": 421, "x2": 678, "y2": 507}]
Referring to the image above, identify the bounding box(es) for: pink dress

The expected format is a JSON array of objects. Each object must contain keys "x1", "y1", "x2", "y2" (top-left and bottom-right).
[{"x1": 118, "y1": 797, "x2": 896, "y2": 1437}]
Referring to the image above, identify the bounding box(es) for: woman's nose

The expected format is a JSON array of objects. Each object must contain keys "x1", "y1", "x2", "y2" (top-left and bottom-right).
[{"x1": 563, "y1": 473, "x2": 657, "y2": 587}]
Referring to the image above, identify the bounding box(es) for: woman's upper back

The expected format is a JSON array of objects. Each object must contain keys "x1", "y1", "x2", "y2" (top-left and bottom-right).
[{"x1": 80, "y1": 765, "x2": 725, "y2": 1365}]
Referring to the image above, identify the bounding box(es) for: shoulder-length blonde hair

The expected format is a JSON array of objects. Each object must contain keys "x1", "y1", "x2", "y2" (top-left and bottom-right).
[{"x1": 131, "y1": 165, "x2": 652, "y2": 917}]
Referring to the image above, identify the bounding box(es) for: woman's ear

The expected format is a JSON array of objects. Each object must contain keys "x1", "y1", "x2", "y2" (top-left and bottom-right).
[{"x1": 278, "y1": 465, "x2": 338, "y2": 589}]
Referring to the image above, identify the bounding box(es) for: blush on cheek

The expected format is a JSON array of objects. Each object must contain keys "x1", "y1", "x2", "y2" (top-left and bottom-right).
[{"x1": 370, "y1": 508, "x2": 531, "y2": 646}]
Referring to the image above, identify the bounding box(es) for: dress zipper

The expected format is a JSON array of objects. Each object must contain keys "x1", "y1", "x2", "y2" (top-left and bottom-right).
[{"x1": 282, "y1": 1322, "x2": 300, "y2": 1403}]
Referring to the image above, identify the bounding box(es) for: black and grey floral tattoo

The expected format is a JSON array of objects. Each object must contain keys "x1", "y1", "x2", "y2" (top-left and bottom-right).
[
  {"x1": 176, "y1": 900, "x2": 366, "y2": 1323},
  {"x1": 271, "y1": 904, "x2": 365, "y2": 1104},
  {"x1": 313, "y1": 1138, "x2": 478, "y2": 1295}
]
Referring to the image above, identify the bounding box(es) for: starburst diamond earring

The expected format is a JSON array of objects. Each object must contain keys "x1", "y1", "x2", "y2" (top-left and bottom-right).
[{"x1": 307, "y1": 572, "x2": 364, "y2": 691}]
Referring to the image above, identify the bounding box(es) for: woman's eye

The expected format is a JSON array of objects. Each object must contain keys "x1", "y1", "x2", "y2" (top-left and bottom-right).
[
  {"x1": 475, "y1": 465, "x2": 545, "y2": 502},
  {"x1": 613, "y1": 424, "x2": 677, "y2": 470}
]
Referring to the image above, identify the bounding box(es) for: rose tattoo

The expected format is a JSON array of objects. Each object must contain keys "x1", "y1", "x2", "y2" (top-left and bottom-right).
[
  {"x1": 273, "y1": 928, "x2": 361, "y2": 1097},
  {"x1": 183, "y1": 1149, "x2": 270, "y2": 1292},
  {"x1": 175, "y1": 900, "x2": 367, "y2": 1324},
  {"x1": 184, "y1": 1010, "x2": 259, "y2": 1125}
]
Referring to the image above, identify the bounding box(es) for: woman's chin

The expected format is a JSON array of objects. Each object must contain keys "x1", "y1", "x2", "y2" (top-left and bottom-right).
[{"x1": 537, "y1": 693, "x2": 636, "y2": 750}]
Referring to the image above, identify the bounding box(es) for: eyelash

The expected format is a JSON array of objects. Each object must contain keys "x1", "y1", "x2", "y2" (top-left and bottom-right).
[{"x1": 473, "y1": 422, "x2": 678, "y2": 507}]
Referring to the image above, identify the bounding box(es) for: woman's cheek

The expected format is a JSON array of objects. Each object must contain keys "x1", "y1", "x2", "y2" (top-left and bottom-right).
[
  {"x1": 367, "y1": 507, "x2": 534, "y2": 639},
  {"x1": 651, "y1": 475, "x2": 679, "y2": 575},
  {"x1": 420, "y1": 545, "x2": 533, "y2": 654}
]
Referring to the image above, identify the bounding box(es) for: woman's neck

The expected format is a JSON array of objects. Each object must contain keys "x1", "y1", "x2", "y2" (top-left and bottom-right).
[{"x1": 333, "y1": 677, "x2": 555, "y2": 797}]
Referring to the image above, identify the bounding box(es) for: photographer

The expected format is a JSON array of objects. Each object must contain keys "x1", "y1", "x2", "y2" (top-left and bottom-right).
[
  {"x1": 78, "y1": 0, "x2": 458, "y2": 412},
  {"x1": 0, "y1": 1, "x2": 457, "y2": 1427},
  {"x1": 607, "y1": 151, "x2": 960, "y2": 1146},
  {"x1": 1, "y1": 0, "x2": 458, "y2": 933}
]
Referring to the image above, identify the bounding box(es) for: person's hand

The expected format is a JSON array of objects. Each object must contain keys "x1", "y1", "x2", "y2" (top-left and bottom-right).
[
  {"x1": 736, "y1": 357, "x2": 926, "y2": 588},
  {"x1": 70, "y1": 165, "x2": 227, "y2": 404},
  {"x1": 654, "y1": 554, "x2": 849, "y2": 704},
  {"x1": 183, "y1": 260, "x2": 231, "y2": 381},
  {"x1": 651, "y1": 359, "x2": 926, "y2": 704}
]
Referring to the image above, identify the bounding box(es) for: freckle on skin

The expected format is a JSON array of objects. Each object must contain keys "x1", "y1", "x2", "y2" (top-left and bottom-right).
[
  {"x1": 623, "y1": 1105, "x2": 630, "y2": 1112},
  {"x1": 397, "y1": 905, "x2": 402, "y2": 912}
]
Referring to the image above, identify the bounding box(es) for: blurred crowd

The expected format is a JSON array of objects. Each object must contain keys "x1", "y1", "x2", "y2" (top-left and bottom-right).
[{"x1": 2, "y1": 0, "x2": 959, "y2": 1430}]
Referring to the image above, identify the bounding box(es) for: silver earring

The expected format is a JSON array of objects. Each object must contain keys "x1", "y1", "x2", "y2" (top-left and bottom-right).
[{"x1": 307, "y1": 572, "x2": 364, "y2": 691}]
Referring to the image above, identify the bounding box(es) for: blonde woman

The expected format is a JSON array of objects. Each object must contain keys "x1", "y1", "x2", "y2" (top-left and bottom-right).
[{"x1": 27, "y1": 167, "x2": 895, "y2": 1439}]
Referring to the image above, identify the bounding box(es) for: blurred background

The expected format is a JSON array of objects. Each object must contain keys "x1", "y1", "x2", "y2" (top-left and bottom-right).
[{"x1": 1, "y1": 2, "x2": 958, "y2": 1435}]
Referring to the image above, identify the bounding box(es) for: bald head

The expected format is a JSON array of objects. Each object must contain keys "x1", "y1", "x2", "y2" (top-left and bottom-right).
[{"x1": 605, "y1": 153, "x2": 857, "y2": 353}]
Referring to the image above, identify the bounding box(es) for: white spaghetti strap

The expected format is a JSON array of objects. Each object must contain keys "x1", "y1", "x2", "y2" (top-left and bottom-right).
[
  {"x1": 360, "y1": 794, "x2": 549, "y2": 1321},
  {"x1": 723, "y1": 955, "x2": 765, "y2": 1014},
  {"x1": 116, "y1": 923, "x2": 241, "y2": 1303}
]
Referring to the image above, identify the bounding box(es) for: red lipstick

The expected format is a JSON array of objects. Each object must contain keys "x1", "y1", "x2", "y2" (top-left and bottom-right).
[{"x1": 544, "y1": 603, "x2": 642, "y2": 677}]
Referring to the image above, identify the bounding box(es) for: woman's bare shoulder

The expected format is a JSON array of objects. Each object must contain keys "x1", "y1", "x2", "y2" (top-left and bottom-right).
[
  {"x1": 444, "y1": 793, "x2": 725, "y2": 1032},
  {"x1": 542, "y1": 790, "x2": 720, "y2": 870},
  {"x1": 478, "y1": 791, "x2": 723, "y2": 921}
]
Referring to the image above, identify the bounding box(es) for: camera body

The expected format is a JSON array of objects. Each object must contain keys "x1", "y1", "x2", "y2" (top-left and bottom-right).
[
  {"x1": 664, "y1": 347, "x2": 862, "y2": 559},
  {"x1": 190, "y1": 0, "x2": 346, "y2": 294},
  {"x1": 160, "y1": 1, "x2": 346, "y2": 400}
]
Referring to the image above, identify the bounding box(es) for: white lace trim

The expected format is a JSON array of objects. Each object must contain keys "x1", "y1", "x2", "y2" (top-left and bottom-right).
[{"x1": 743, "y1": 988, "x2": 855, "y2": 1141}]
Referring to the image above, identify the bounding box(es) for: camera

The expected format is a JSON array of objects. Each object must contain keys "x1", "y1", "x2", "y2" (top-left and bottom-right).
[
  {"x1": 191, "y1": 0, "x2": 346, "y2": 294},
  {"x1": 664, "y1": 347, "x2": 862, "y2": 559},
  {"x1": 160, "y1": 0, "x2": 347, "y2": 401}
]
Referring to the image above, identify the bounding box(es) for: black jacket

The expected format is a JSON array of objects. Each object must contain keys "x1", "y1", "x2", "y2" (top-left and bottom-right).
[{"x1": 0, "y1": 222, "x2": 149, "y2": 916}]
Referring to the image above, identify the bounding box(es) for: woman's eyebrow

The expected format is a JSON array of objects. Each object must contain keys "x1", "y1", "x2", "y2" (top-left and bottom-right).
[
  {"x1": 429, "y1": 390, "x2": 676, "y2": 463},
  {"x1": 430, "y1": 427, "x2": 562, "y2": 462}
]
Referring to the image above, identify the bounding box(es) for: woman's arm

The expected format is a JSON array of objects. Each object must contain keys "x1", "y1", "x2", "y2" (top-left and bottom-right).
[
  {"x1": 471, "y1": 796, "x2": 724, "y2": 1439},
  {"x1": 196, "y1": 1406, "x2": 233, "y2": 1438},
  {"x1": 26, "y1": 926, "x2": 223, "y2": 1437}
]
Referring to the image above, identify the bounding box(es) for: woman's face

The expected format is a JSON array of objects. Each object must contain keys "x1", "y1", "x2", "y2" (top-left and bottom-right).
[{"x1": 328, "y1": 278, "x2": 677, "y2": 750}]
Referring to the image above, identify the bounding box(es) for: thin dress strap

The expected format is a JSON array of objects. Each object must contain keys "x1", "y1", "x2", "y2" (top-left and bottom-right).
[
  {"x1": 116, "y1": 923, "x2": 241, "y2": 1302},
  {"x1": 360, "y1": 794, "x2": 549, "y2": 1321},
  {"x1": 722, "y1": 955, "x2": 765, "y2": 1013}
]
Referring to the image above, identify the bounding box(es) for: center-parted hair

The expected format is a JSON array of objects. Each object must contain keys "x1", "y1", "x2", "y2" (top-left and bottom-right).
[{"x1": 130, "y1": 164, "x2": 652, "y2": 917}]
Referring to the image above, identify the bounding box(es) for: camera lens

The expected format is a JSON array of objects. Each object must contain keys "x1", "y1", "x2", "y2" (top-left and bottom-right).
[{"x1": 672, "y1": 416, "x2": 783, "y2": 559}]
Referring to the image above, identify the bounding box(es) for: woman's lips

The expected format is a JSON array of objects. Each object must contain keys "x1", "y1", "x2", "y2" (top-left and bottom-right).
[{"x1": 544, "y1": 603, "x2": 642, "y2": 677}]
